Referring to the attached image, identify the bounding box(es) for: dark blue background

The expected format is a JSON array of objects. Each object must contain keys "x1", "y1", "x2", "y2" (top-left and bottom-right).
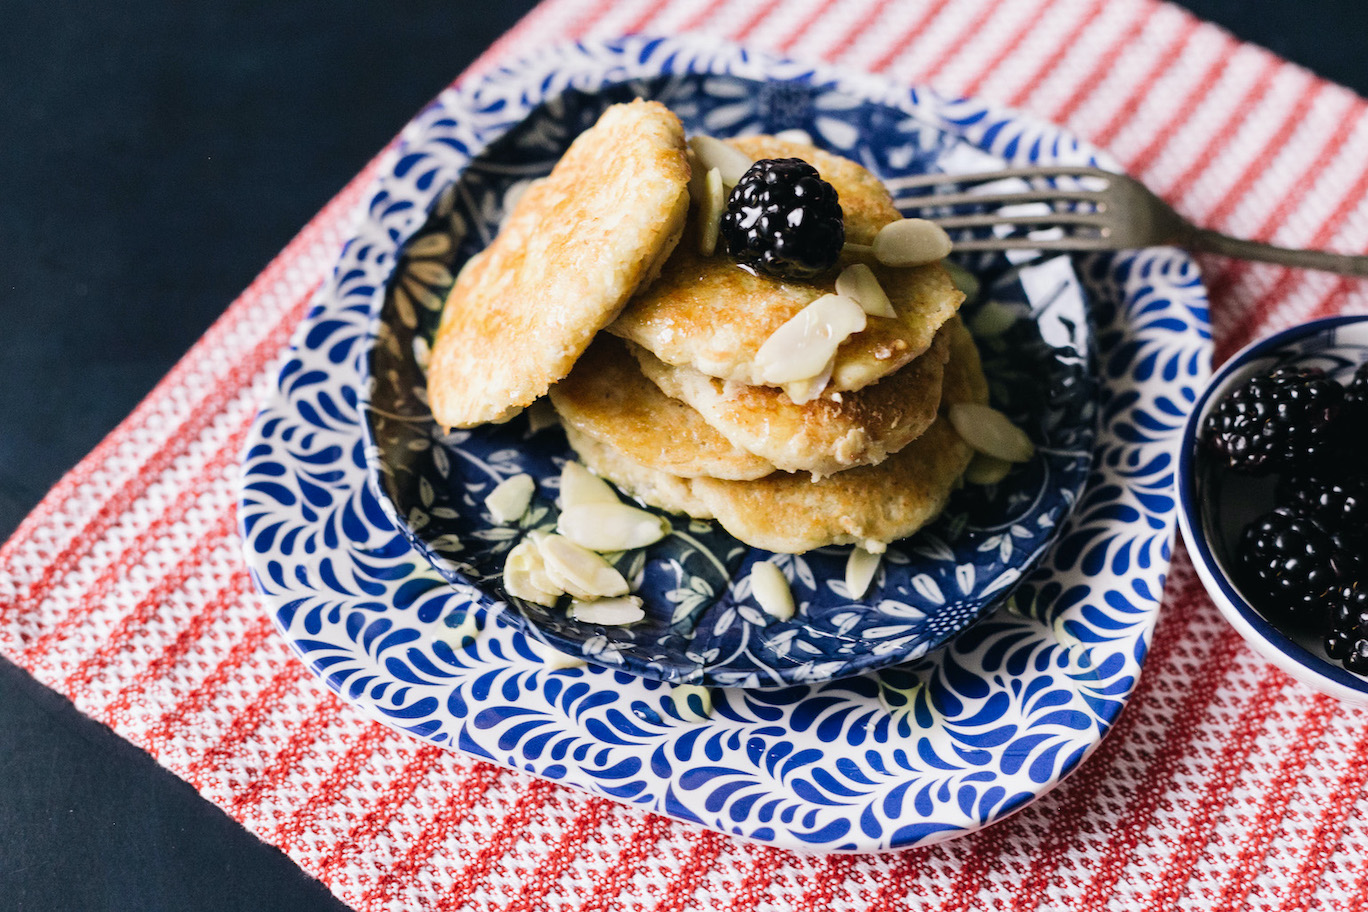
[{"x1": 2, "y1": 2, "x2": 1365, "y2": 908}]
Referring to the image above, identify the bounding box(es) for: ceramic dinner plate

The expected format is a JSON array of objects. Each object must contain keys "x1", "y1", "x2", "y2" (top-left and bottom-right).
[
  {"x1": 238, "y1": 35, "x2": 1211, "y2": 850},
  {"x1": 361, "y1": 80, "x2": 1098, "y2": 687}
]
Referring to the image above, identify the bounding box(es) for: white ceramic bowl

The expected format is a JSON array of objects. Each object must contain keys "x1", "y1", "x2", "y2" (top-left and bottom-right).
[{"x1": 1176, "y1": 314, "x2": 1368, "y2": 703}]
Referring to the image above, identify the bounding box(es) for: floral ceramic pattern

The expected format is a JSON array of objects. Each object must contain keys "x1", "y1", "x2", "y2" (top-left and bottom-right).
[
  {"x1": 237, "y1": 35, "x2": 1212, "y2": 850},
  {"x1": 364, "y1": 88, "x2": 1096, "y2": 686}
]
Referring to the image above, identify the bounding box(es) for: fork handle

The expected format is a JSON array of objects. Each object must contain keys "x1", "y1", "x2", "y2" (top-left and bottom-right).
[{"x1": 1187, "y1": 227, "x2": 1368, "y2": 276}]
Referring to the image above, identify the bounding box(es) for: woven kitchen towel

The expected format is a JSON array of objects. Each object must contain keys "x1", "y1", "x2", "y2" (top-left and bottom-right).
[{"x1": 5, "y1": 0, "x2": 1368, "y2": 909}]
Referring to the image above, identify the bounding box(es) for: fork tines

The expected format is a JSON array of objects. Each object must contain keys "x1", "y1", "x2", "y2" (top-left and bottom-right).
[
  {"x1": 887, "y1": 165, "x2": 1117, "y2": 252},
  {"x1": 883, "y1": 165, "x2": 1116, "y2": 191}
]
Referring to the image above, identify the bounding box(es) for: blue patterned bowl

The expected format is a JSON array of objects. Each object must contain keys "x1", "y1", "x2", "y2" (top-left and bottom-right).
[
  {"x1": 1178, "y1": 314, "x2": 1368, "y2": 703},
  {"x1": 361, "y1": 73, "x2": 1099, "y2": 687},
  {"x1": 239, "y1": 36, "x2": 1211, "y2": 849}
]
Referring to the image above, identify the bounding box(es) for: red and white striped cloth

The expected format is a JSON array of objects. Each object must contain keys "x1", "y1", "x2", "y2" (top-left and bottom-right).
[{"x1": 4, "y1": 0, "x2": 1368, "y2": 909}]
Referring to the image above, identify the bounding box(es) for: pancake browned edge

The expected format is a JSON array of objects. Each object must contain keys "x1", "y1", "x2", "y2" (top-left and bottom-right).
[
  {"x1": 426, "y1": 100, "x2": 691, "y2": 429},
  {"x1": 564, "y1": 426, "x2": 715, "y2": 519},
  {"x1": 630, "y1": 325, "x2": 951, "y2": 478},
  {"x1": 549, "y1": 335, "x2": 775, "y2": 481},
  {"x1": 609, "y1": 134, "x2": 964, "y2": 393},
  {"x1": 567, "y1": 318, "x2": 988, "y2": 553}
]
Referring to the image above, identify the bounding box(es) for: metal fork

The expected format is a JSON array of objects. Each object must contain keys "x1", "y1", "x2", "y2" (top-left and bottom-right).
[{"x1": 887, "y1": 166, "x2": 1368, "y2": 276}]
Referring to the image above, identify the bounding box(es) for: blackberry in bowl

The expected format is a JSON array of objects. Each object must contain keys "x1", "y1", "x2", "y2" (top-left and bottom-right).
[
  {"x1": 1177, "y1": 314, "x2": 1368, "y2": 702},
  {"x1": 1202, "y1": 365, "x2": 1344, "y2": 473}
]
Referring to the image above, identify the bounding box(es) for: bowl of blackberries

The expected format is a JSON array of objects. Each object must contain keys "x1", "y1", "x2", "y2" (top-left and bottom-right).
[{"x1": 1177, "y1": 315, "x2": 1368, "y2": 702}]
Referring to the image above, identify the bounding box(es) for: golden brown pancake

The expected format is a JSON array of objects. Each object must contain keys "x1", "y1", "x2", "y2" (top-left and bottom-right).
[
  {"x1": 566, "y1": 318, "x2": 989, "y2": 553},
  {"x1": 427, "y1": 100, "x2": 692, "y2": 428},
  {"x1": 689, "y1": 418, "x2": 973, "y2": 552},
  {"x1": 629, "y1": 325, "x2": 951, "y2": 478},
  {"x1": 549, "y1": 336, "x2": 774, "y2": 481},
  {"x1": 609, "y1": 135, "x2": 963, "y2": 392},
  {"x1": 563, "y1": 426, "x2": 714, "y2": 519}
]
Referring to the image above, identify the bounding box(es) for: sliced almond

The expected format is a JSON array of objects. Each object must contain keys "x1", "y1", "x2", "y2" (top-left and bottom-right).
[
  {"x1": 559, "y1": 460, "x2": 620, "y2": 509},
  {"x1": 688, "y1": 135, "x2": 753, "y2": 186},
  {"x1": 521, "y1": 531, "x2": 562, "y2": 595},
  {"x1": 845, "y1": 546, "x2": 882, "y2": 599},
  {"x1": 873, "y1": 218, "x2": 953, "y2": 267},
  {"x1": 754, "y1": 293, "x2": 867, "y2": 385},
  {"x1": 964, "y1": 451, "x2": 1013, "y2": 485},
  {"x1": 519, "y1": 531, "x2": 561, "y2": 596},
  {"x1": 569, "y1": 595, "x2": 645, "y2": 626},
  {"x1": 686, "y1": 146, "x2": 705, "y2": 200},
  {"x1": 558, "y1": 502, "x2": 670, "y2": 552},
  {"x1": 537, "y1": 533, "x2": 630, "y2": 599},
  {"x1": 526, "y1": 556, "x2": 560, "y2": 598},
  {"x1": 942, "y1": 260, "x2": 980, "y2": 300},
  {"x1": 751, "y1": 561, "x2": 795, "y2": 621},
  {"x1": 835, "y1": 263, "x2": 897, "y2": 318},
  {"x1": 949, "y1": 402, "x2": 1036, "y2": 463},
  {"x1": 485, "y1": 473, "x2": 535, "y2": 524},
  {"x1": 503, "y1": 539, "x2": 562, "y2": 607},
  {"x1": 698, "y1": 167, "x2": 726, "y2": 256},
  {"x1": 782, "y1": 356, "x2": 835, "y2": 405}
]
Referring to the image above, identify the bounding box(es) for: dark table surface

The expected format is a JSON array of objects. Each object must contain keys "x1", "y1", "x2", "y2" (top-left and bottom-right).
[{"x1": 4, "y1": 1, "x2": 1368, "y2": 908}]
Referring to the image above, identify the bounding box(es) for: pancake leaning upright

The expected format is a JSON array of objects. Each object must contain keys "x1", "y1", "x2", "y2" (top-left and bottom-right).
[{"x1": 427, "y1": 100, "x2": 692, "y2": 429}]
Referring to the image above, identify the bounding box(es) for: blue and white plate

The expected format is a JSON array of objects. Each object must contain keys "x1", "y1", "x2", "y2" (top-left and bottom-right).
[
  {"x1": 238, "y1": 36, "x2": 1211, "y2": 850},
  {"x1": 362, "y1": 78, "x2": 1097, "y2": 687}
]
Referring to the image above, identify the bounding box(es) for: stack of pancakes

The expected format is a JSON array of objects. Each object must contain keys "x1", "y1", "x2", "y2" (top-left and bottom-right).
[{"x1": 428, "y1": 101, "x2": 987, "y2": 554}]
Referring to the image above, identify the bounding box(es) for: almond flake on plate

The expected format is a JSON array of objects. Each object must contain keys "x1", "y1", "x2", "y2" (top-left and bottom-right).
[
  {"x1": 845, "y1": 546, "x2": 882, "y2": 599},
  {"x1": 485, "y1": 473, "x2": 535, "y2": 523},
  {"x1": 751, "y1": 561, "x2": 795, "y2": 621},
  {"x1": 557, "y1": 502, "x2": 670, "y2": 552},
  {"x1": 568, "y1": 595, "x2": 645, "y2": 626},
  {"x1": 559, "y1": 460, "x2": 620, "y2": 508},
  {"x1": 942, "y1": 260, "x2": 980, "y2": 299},
  {"x1": 529, "y1": 640, "x2": 587, "y2": 670},
  {"x1": 503, "y1": 539, "x2": 562, "y2": 607},
  {"x1": 949, "y1": 403, "x2": 1036, "y2": 463},
  {"x1": 524, "y1": 398, "x2": 559, "y2": 434},
  {"x1": 537, "y1": 533, "x2": 630, "y2": 599}
]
